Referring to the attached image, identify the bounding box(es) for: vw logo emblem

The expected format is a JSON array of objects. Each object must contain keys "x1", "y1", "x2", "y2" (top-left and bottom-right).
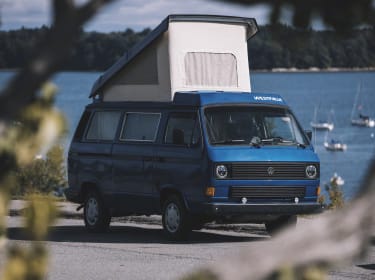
[{"x1": 267, "y1": 167, "x2": 275, "y2": 176}]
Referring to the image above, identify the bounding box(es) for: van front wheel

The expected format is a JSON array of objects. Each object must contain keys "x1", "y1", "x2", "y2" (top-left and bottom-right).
[
  {"x1": 162, "y1": 195, "x2": 191, "y2": 240},
  {"x1": 84, "y1": 191, "x2": 111, "y2": 232}
]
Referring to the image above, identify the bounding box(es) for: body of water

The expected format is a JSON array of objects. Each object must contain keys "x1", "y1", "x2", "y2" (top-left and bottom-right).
[{"x1": 1, "y1": 70, "x2": 374, "y2": 200}]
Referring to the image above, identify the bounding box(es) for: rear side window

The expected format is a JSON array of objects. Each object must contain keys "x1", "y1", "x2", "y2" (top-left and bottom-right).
[
  {"x1": 73, "y1": 111, "x2": 91, "y2": 141},
  {"x1": 164, "y1": 113, "x2": 200, "y2": 146},
  {"x1": 120, "y1": 112, "x2": 160, "y2": 142},
  {"x1": 86, "y1": 111, "x2": 121, "y2": 141}
]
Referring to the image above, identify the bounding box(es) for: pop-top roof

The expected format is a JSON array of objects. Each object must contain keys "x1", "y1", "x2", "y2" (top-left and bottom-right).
[{"x1": 89, "y1": 14, "x2": 259, "y2": 99}]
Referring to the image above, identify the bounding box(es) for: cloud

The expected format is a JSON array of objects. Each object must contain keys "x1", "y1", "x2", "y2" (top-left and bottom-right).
[
  {"x1": 0, "y1": 0, "x2": 270, "y2": 31},
  {"x1": 87, "y1": 0, "x2": 270, "y2": 31},
  {"x1": 0, "y1": 0, "x2": 51, "y2": 29}
]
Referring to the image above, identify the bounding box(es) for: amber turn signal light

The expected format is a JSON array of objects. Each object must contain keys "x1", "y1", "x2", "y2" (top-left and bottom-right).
[
  {"x1": 316, "y1": 186, "x2": 321, "y2": 196},
  {"x1": 205, "y1": 187, "x2": 215, "y2": 197}
]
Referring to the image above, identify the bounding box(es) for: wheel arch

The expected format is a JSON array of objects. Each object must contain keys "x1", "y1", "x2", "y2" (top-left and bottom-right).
[
  {"x1": 79, "y1": 181, "x2": 101, "y2": 202},
  {"x1": 160, "y1": 187, "x2": 190, "y2": 211}
]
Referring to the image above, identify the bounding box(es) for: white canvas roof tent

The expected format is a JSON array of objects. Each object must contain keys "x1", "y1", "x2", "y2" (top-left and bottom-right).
[{"x1": 90, "y1": 14, "x2": 259, "y2": 102}]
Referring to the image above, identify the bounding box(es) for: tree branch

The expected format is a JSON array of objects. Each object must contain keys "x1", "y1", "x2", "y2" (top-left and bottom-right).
[{"x1": 0, "y1": 0, "x2": 115, "y2": 122}]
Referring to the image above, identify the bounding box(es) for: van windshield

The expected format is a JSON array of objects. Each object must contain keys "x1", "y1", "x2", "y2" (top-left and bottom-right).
[{"x1": 204, "y1": 106, "x2": 308, "y2": 147}]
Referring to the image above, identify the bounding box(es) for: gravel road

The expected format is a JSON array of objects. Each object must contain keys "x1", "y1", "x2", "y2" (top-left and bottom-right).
[{"x1": 2, "y1": 215, "x2": 374, "y2": 280}]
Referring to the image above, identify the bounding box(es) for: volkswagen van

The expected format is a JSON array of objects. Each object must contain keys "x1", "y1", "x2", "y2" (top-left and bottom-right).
[{"x1": 66, "y1": 91, "x2": 321, "y2": 239}]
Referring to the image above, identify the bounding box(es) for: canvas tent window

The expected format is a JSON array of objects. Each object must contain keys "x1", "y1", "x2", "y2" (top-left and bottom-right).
[{"x1": 184, "y1": 52, "x2": 238, "y2": 87}]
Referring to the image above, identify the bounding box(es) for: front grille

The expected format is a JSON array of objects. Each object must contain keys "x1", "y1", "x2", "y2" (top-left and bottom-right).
[
  {"x1": 230, "y1": 186, "x2": 306, "y2": 199},
  {"x1": 231, "y1": 162, "x2": 318, "y2": 180}
]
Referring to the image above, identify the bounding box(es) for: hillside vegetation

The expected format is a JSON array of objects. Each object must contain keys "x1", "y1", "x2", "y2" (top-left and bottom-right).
[{"x1": 0, "y1": 24, "x2": 374, "y2": 71}]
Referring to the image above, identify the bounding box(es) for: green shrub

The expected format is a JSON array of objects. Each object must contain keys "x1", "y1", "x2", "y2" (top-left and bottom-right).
[
  {"x1": 14, "y1": 145, "x2": 67, "y2": 196},
  {"x1": 325, "y1": 174, "x2": 345, "y2": 210}
]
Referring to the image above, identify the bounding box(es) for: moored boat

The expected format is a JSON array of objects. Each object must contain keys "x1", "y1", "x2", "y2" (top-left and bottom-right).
[
  {"x1": 311, "y1": 121, "x2": 334, "y2": 131},
  {"x1": 324, "y1": 139, "x2": 347, "y2": 151},
  {"x1": 351, "y1": 83, "x2": 375, "y2": 127},
  {"x1": 351, "y1": 114, "x2": 375, "y2": 128}
]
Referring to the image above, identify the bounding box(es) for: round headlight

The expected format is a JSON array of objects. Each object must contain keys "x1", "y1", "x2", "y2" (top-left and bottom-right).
[
  {"x1": 306, "y1": 165, "x2": 317, "y2": 179},
  {"x1": 216, "y1": 165, "x2": 228, "y2": 179}
]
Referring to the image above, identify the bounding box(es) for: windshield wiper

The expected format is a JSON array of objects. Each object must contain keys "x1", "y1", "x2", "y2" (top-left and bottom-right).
[
  {"x1": 261, "y1": 137, "x2": 306, "y2": 148},
  {"x1": 211, "y1": 139, "x2": 246, "y2": 145},
  {"x1": 261, "y1": 137, "x2": 287, "y2": 144}
]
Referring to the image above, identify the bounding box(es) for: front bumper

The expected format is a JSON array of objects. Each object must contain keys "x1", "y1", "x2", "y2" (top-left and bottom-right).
[{"x1": 202, "y1": 202, "x2": 322, "y2": 216}]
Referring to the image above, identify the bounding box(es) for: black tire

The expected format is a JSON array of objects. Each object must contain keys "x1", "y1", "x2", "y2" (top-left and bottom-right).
[
  {"x1": 83, "y1": 190, "x2": 111, "y2": 233},
  {"x1": 265, "y1": 215, "x2": 297, "y2": 236},
  {"x1": 162, "y1": 195, "x2": 191, "y2": 241}
]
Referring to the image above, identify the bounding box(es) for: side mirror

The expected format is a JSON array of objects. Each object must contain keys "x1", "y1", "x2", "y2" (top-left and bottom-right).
[{"x1": 305, "y1": 130, "x2": 312, "y2": 141}]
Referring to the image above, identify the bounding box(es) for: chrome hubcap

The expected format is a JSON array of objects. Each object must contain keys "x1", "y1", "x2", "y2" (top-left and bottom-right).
[
  {"x1": 165, "y1": 203, "x2": 180, "y2": 233},
  {"x1": 86, "y1": 197, "x2": 99, "y2": 226}
]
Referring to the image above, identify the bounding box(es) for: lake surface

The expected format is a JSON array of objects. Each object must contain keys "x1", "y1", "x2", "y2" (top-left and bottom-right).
[{"x1": 1, "y1": 70, "x2": 374, "y2": 200}]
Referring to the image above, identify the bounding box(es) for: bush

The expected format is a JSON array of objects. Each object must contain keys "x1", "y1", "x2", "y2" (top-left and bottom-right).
[
  {"x1": 14, "y1": 145, "x2": 67, "y2": 196},
  {"x1": 320, "y1": 174, "x2": 345, "y2": 210}
]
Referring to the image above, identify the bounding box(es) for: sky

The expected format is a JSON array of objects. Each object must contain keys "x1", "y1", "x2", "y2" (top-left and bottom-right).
[{"x1": 0, "y1": 0, "x2": 271, "y2": 32}]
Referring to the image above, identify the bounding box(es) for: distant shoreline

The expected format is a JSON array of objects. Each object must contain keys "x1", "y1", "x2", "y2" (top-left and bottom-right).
[
  {"x1": 0, "y1": 69, "x2": 102, "y2": 73},
  {"x1": 1, "y1": 68, "x2": 375, "y2": 74},
  {"x1": 253, "y1": 67, "x2": 375, "y2": 73}
]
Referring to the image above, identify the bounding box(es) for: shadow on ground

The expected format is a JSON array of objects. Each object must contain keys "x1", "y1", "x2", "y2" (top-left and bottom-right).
[
  {"x1": 356, "y1": 264, "x2": 375, "y2": 271},
  {"x1": 7, "y1": 224, "x2": 268, "y2": 245}
]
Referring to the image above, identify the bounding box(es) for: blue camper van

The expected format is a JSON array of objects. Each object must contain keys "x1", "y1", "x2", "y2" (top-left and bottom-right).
[
  {"x1": 66, "y1": 91, "x2": 321, "y2": 239},
  {"x1": 66, "y1": 15, "x2": 321, "y2": 240}
]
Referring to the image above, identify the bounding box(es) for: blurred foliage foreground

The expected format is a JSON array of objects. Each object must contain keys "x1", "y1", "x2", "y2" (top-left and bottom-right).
[{"x1": 0, "y1": 83, "x2": 66, "y2": 279}]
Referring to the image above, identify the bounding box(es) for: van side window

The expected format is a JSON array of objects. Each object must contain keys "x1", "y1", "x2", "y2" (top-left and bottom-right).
[
  {"x1": 120, "y1": 112, "x2": 160, "y2": 142},
  {"x1": 165, "y1": 113, "x2": 200, "y2": 146},
  {"x1": 86, "y1": 111, "x2": 121, "y2": 141},
  {"x1": 73, "y1": 111, "x2": 91, "y2": 141}
]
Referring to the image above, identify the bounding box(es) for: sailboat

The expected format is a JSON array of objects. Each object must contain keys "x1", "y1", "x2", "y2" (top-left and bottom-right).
[
  {"x1": 324, "y1": 138, "x2": 347, "y2": 151},
  {"x1": 310, "y1": 103, "x2": 334, "y2": 131},
  {"x1": 351, "y1": 114, "x2": 375, "y2": 128},
  {"x1": 323, "y1": 110, "x2": 347, "y2": 152},
  {"x1": 351, "y1": 83, "x2": 375, "y2": 127},
  {"x1": 311, "y1": 121, "x2": 334, "y2": 131}
]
